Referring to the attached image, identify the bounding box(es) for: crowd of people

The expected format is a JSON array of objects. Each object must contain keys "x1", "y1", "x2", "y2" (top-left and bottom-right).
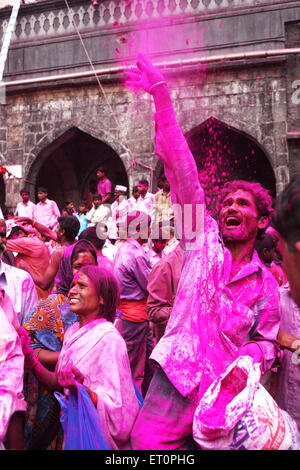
[{"x1": 1, "y1": 54, "x2": 300, "y2": 451}]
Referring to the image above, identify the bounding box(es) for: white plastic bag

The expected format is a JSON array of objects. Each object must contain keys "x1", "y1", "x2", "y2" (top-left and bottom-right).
[{"x1": 193, "y1": 355, "x2": 300, "y2": 450}]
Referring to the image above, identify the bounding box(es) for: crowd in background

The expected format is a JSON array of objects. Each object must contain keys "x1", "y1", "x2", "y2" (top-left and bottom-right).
[{"x1": 1, "y1": 54, "x2": 300, "y2": 451}]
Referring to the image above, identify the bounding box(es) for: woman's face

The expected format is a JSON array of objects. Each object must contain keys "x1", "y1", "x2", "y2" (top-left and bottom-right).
[
  {"x1": 71, "y1": 251, "x2": 96, "y2": 276},
  {"x1": 69, "y1": 272, "x2": 100, "y2": 318}
]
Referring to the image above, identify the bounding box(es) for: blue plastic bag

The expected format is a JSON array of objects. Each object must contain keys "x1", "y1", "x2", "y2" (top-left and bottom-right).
[
  {"x1": 54, "y1": 382, "x2": 111, "y2": 450},
  {"x1": 132, "y1": 379, "x2": 144, "y2": 408}
]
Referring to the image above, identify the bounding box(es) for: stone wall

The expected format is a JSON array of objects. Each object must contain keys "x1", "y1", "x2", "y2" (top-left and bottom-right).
[
  {"x1": 1, "y1": 0, "x2": 299, "y2": 210},
  {"x1": 1, "y1": 56, "x2": 289, "y2": 210}
]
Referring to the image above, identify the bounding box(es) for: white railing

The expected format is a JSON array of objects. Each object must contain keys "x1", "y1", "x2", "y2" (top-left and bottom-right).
[{"x1": 0, "y1": 0, "x2": 290, "y2": 42}]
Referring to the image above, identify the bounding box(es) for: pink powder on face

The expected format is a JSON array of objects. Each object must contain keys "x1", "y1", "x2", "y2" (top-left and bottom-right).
[{"x1": 201, "y1": 366, "x2": 248, "y2": 429}]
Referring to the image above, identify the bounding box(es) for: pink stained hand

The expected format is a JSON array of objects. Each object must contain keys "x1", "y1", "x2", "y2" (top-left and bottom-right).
[
  {"x1": 57, "y1": 363, "x2": 85, "y2": 394},
  {"x1": 18, "y1": 327, "x2": 39, "y2": 369},
  {"x1": 18, "y1": 326, "x2": 31, "y2": 350},
  {"x1": 238, "y1": 342, "x2": 262, "y2": 365},
  {"x1": 125, "y1": 53, "x2": 165, "y2": 94}
]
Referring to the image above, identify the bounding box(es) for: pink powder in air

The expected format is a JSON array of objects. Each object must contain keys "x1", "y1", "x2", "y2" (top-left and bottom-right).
[{"x1": 201, "y1": 366, "x2": 248, "y2": 429}]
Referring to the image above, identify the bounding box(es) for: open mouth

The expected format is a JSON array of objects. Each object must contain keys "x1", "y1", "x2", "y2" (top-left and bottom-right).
[
  {"x1": 225, "y1": 216, "x2": 241, "y2": 227},
  {"x1": 69, "y1": 298, "x2": 80, "y2": 305}
]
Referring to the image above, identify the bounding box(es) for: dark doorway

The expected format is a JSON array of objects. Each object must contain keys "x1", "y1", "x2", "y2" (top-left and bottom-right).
[
  {"x1": 185, "y1": 116, "x2": 277, "y2": 217},
  {"x1": 0, "y1": 174, "x2": 5, "y2": 216},
  {"x1": 29, "y1": 127, "x2": 128, "y2": 211}
]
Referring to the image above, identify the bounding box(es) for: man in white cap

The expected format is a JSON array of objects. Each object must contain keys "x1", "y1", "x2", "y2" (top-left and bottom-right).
[{"x1": 108, "y1": 185, "x2": 129, "y2": 242}]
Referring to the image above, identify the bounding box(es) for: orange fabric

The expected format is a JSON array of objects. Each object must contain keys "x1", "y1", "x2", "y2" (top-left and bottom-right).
[{"x1": 119, "y1": 298, "x2": 149, "y2": 322}]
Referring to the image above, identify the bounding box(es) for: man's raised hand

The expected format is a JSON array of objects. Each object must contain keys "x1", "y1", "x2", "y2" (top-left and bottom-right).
[{"x1": 125, "y1": 53, "x2": 165, "y2": 94}]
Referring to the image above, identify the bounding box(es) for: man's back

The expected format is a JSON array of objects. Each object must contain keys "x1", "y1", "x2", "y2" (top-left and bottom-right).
[
  {"x1": 113, "y1": 238, "x2": 152, "y2": 301},
  {"x1": 6, "y1": 236, "x2": 51, "y2": 299}
]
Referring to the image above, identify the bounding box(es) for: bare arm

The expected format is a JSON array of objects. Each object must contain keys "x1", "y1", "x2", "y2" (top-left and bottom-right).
[
  {"x1": 18, "y1": 328, "x2": 61, "y2": 393},
  {"x1": 19, "y1": 247, "x2": 62, "y2": 290},
  {"x1": 101, "y1": 193, "x2": 111, "y2": 205},
  {"x1": 277, "y1": 329, "x2": 300, "y2": 352},
  {"x1": 36, "y1": 349, "x2": 60, "y2": 371},
  {"x1": 14, "y1": 217, "x2": 57, "y2": 241}
]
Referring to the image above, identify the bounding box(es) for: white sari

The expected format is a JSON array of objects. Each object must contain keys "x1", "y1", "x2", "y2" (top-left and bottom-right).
[{"x1": 56, "y1": 318, "x2": 140, "y2": 450}]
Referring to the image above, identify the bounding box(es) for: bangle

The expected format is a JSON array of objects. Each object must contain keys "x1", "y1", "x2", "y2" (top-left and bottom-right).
[{"x1": 149, "y1": 81, "x2": 167, "y2": 94}]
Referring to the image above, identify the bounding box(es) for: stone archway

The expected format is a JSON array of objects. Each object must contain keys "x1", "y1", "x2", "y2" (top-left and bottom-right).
[
  {"x1": 26, "y1": 126, "x2": 129, "y2": 210},
  {"x1": 185, "y1": 116, "x2": 277, "y2": 217}
]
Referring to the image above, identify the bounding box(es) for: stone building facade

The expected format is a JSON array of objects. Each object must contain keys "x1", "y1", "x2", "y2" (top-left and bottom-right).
[{"x1": 0, "y1": 0, "x2": 300, "y2": 213}]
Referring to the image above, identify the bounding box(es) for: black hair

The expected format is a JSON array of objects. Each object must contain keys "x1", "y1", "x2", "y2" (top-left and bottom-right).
[
  {"x1": 37, "y1": 186, "x2": 48, "y2": 193},
  {"x1": 78, "y1": 226, "x2": 106, "y2": 251},
  {"x1": 7, "y1": 226, "x2": 27, "y2": 239},
  {"x1": 71, "y1": 239, "x2": 98, "y2": 266},
  {"x1": 57, "y1": 215, "x2": 80, "y2": 241},
  {"x1": 273, "y1": 175, "x2": 300, "y2": 250},
  {"x1": 92, "y1": 193, "x2": 102, "y2": 201},
  {"x1": 138, "y1": 179, "x2": 149, "y2": 187},
  {"x1": 20, "y1": 188, "x2": 29, "y2": 195},
  {"x1": 254, "y1": 232, "x2": 278, "y2": 256}
]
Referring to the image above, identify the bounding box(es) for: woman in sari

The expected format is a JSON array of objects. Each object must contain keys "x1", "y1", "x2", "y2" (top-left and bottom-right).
[
  {"x1": 19, "y1": 265, "x2": 140, "y2": 450},
  {"x1": 22, "y1": 239, "x2": 98, "y2": 449}
]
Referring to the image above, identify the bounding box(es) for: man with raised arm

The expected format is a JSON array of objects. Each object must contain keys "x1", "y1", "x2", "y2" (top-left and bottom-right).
[{"x1": 126, "y1": 54, "x2": 280, "y2": 450}]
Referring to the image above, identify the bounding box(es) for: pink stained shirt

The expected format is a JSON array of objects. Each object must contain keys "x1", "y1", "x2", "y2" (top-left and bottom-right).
[
  {"x1": 0, "y1": 307, "x2": 27, "y2": 447},
  {"x1": 34, "y1": 198, "x2": 60, "y2": 229},
  {"x1": 56, "y1": 318, "x2": 140, "y2": 450},
  {"x1": 150, "y1": 105, "x2": 280, "y2": 398},
  {"x1": 97, "y1": 177, "x2": 112, "y2": 200},
  {"x1": 14, "y1": 200, "x2": 36, "y2": 218},
  {"x1": 6, "y1": 236, "x2": 51, "y2": 300},
  {"x1": 275, "y1": 284, "x2": 300, "y2": 432}
]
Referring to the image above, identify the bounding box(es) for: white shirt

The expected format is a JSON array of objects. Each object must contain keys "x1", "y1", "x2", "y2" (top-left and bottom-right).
[
  {"x1": 86, "y1": 204, "x2": 111, "y2": 227},
  {"x1": 136, "y1": 192, "x2": 155, "y2": 216},
  {"x1": 14, "y1": 200, "x2": 36, "y2": 218},
  {"x1": 102, "y1": 239, "x2": 118, "y2": 261},
  {"x1": 0, "y1": 259, "x2": 38, "y2": 325},
  {"x1": 128, "y1": 196, "x2": 140, "y2": 212},
  {"x1": 108, "y1": 198, "x2": 129, "y2": 239}
]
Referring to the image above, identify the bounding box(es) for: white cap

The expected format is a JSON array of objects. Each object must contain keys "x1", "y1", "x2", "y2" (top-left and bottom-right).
[
  {"x1": 5, "y1": 220, "x2": 30, "y2": 238},
  {"x1": 115, "y1": 185, "x2": 127, "y2": 192}
]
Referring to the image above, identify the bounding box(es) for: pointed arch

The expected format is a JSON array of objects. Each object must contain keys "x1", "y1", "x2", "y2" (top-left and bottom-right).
[
  {"x1": 25, "y1": 125, "x2": 128, "y2": 209},
  {"x1": 185, "y1": 116, "x2": 277, "y2": 216}
]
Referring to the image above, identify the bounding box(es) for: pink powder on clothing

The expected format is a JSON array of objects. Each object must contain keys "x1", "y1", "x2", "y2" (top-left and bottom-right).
[{"x1": 201, "y1": 366, "x2": 248, "y2": 429}]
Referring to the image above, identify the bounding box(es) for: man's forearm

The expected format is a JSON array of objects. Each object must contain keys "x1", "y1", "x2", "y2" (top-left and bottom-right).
[{"x1": 278, "y1": 330, "x2": 300, "y2": 352}]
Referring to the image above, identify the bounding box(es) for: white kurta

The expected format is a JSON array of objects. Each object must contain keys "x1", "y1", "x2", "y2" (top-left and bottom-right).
[{"x1": 0, "y1": 307, "x2": 26, "y2": 449}]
